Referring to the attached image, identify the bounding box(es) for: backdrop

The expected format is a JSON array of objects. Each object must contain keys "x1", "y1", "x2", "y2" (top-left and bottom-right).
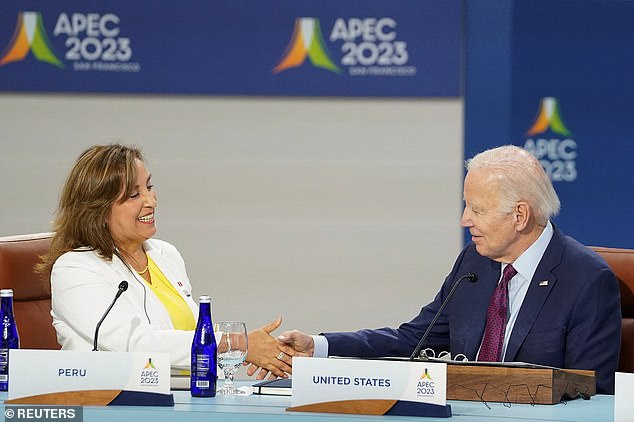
[
  {"x1": 465, "y1": 0, "x2": 634, "y2": 248},
  {"x1": 0, "y1": 0, "x2": 460, "y2": 97}
]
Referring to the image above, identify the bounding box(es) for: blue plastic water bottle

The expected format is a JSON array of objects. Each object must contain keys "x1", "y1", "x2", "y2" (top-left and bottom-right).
[
  {"x1": 191, "y1": 295, "x2": 217, "y2": 397},
  {"x1": 0, "y1": 289, "x2": 19, "y2": 391}
]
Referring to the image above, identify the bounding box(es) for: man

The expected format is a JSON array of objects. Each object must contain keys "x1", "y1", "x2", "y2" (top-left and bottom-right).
[{"x1": 275, "y1": 145, "x2": 621, "y2": 394}]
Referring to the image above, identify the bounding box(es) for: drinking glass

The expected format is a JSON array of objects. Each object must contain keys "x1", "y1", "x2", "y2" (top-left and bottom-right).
[{"x1": 215, "y1": 321, "x2": 248, "y2": 395}]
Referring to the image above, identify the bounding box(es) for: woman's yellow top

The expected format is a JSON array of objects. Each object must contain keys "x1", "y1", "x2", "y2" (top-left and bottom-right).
[{"x1": 146, "y1": 256, "x2": 196, "y2": 330}]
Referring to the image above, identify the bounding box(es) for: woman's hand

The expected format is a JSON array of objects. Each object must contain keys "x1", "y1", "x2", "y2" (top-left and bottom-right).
[{"x1": 245, "y1": 316, "x2": 296, "y2": 379}]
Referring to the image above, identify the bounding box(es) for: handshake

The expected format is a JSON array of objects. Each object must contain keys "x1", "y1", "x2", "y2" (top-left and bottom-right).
[{"x1": 245, "y1": 317, "x2": 314, "y2": 380}]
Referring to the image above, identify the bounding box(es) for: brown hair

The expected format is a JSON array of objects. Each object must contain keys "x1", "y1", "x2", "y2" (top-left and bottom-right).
[{"x1": 37, "y1": 144, "x2": 144, "y2": 274}]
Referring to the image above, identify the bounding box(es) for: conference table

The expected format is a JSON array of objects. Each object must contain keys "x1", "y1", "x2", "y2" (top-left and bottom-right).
[{"x1": 0, "y1": 382, "x2": 615, "y2": 422}]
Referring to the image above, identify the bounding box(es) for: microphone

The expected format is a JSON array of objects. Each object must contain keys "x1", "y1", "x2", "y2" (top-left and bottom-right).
[
  {"x1": 409, "y1": 273, "x2": 478, "y2": 361},
  {"x1": 92, "y1": 281, "x2": 128, "y2": 351}
]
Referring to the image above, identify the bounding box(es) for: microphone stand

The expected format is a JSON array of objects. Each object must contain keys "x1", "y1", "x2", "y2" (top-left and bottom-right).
[
  {"x1": 93, "y1": 281, "x2": 128, "y2": 351},
  {"x1": 409, "y1": 273, "x2": 477, "y2": 361}
]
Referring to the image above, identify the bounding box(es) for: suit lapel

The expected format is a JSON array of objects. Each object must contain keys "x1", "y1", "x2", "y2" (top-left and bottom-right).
[{"x1": 504, "y1": 228, "x2": 565, "y2": 360}]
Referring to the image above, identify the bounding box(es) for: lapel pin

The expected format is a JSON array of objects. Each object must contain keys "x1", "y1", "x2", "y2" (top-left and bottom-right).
[{"x1": 539, "y1": 280, "x2": 549, "y2": 286}]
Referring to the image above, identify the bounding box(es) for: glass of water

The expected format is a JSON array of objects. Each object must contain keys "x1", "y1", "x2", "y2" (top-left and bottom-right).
[{"x1": 215, "y1": 321, "x2": 248, "y2": 395}]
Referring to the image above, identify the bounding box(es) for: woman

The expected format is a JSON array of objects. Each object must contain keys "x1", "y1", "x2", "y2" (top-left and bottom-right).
[{"x1": 39, "y1": 144, "x2": 293, "y2": 376}]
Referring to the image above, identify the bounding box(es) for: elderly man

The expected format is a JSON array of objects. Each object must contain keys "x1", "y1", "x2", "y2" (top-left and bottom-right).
[{"x1": 274, "y1": 145, "x2": 621, "y2": 394}]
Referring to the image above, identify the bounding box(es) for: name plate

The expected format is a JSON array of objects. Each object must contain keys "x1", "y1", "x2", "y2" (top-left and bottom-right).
[
  {"x1": 6, "y1": 350, "x2": 173, "y2": 406},
  {"x1": 288, "y1": 357, "x2": 450, "y2": 417},
  {"x1": 615, "y1": 372, "x2": 634, "y2": 422}
]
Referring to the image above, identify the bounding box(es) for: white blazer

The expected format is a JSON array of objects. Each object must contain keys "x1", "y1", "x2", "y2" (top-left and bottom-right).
[{"x1": 51, "y1": 239, "x2": 199, "y2": 368}]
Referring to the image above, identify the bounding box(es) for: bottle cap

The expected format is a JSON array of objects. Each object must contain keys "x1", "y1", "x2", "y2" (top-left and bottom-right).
[
  {"x1": 0, "y1": 289, "x2": 13, "y2": 297},
  {"x1": 199, "y1": 295, "x2": 211, "y2": 303}
]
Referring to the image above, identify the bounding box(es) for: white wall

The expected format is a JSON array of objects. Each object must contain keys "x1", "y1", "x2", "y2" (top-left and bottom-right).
[{"x1": 0, "y1": 93, "x2": 463, "y2": 337}]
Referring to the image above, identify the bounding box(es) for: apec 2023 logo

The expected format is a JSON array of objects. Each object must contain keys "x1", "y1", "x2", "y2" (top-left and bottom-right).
[
  {"x1": 274, "y1": 17, "x2": 415, "y2": 77},
  {"x1": 0, "y1": 11, "x2": 140, "y2": 72},
  {"x1": 522, "y1": 97, "x2": 577, "y2": 182}
]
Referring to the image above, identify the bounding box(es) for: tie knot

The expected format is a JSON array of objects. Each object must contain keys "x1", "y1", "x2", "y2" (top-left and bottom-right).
[{"x1": 502, "y1": 264, "x2": 517, "y2": 284}]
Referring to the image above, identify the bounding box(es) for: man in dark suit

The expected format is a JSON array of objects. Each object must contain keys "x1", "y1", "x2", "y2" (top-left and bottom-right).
[{"x1": 272, "y1": 145, "x2": 622, "y2": 394}]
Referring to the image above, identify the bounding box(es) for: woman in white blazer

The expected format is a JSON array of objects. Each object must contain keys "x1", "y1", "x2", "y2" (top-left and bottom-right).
[
  {"x1": 51, "y1": 238, "x2": 197, "y2": 367},
  {"x1": 39, "y1": 144, "x2": 294, "y2": 376}
]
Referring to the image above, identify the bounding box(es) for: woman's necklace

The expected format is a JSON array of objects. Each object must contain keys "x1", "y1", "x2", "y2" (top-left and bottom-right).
[{"x1": 123, "y1": 250, "x2": 149, "y2": 276}]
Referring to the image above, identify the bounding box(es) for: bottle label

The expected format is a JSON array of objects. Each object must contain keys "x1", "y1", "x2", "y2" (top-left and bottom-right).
[
  {"x1": 0, "y1": 349, "x2": 8, "y2": 373},
  {"x1": 194, "y1": 353, "x2": 211, "y2": 389},
  {"x1": 0, "y1": 348, "x2": 9, "y2": 390}
]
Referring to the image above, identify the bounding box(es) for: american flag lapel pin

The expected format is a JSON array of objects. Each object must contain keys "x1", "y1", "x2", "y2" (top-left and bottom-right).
[{"x1": 539, "y1": 280, "x2": 549, "y2": 286}]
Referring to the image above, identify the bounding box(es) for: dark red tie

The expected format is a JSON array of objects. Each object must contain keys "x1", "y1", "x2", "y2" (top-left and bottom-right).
[{"x1": 477, "y1": 264, "x2": 517, "y2": 362}]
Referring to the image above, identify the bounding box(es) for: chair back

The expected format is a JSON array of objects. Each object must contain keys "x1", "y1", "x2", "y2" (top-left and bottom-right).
[
  {"x1": 591, "y1": 246, "x2": 634, "y2": 373},
  {"x1": 0, "y1": 233, "x2": 60, "y2": 349}
]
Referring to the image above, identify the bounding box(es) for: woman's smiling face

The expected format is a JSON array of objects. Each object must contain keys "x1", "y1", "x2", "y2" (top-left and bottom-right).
[{"x1": 107, "y1": 158, "x2": 157, "y2": 252}]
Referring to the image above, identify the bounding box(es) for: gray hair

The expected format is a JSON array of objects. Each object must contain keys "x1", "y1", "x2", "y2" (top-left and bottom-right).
[{"x1": 466, "y1": 145, "x2": 560, "y2": 225}]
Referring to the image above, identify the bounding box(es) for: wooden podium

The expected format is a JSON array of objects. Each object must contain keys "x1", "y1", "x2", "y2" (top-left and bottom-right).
[{"x1": 446, "y1": 364, "x2": 595, "y2": 404}]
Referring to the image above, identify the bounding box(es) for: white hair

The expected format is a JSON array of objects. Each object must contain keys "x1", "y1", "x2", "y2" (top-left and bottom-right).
[{"x1": 466, "y1": 145, "x2": 560, "y2": 225}]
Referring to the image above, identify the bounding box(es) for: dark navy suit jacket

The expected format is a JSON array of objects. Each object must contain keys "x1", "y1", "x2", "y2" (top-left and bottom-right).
[{"x1": 324, "y1": 226, "x2": 621, "y2": 394}]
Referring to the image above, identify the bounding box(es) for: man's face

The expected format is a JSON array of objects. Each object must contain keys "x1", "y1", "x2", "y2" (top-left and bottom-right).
[{"x1": 460, "y1": 169, "x2": 519, "y2": 263}]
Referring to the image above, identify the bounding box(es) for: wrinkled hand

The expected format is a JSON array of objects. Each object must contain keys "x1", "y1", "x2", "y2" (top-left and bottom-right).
[
  {"x1": 245, "y1": 317, "x2": 296, "y2": 379},
  {"x1": 277, "y1": 330, "x2": 315, "y2": 357}
]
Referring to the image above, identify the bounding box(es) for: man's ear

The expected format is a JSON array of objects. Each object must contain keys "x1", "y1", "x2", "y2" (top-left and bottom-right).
[{"x1": 514, "y1": 202, "x2": 530, "y2": 231}]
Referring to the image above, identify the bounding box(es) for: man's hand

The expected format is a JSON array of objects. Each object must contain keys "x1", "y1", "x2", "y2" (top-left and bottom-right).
[
  {"x1": 277, "y1": 330, "x2": 315, "y2": 357},
  {"x1": 245, "y1": 317, "x2": 296, "y2": 379}
]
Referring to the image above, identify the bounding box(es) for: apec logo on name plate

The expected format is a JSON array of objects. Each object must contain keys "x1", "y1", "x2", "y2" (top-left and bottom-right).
[
  {"x1": 0, "y1": 10, "x2": 140, "y2": 72},
  {"x1": 139, "y1": 357, "x2": 161, "y2": 387}
]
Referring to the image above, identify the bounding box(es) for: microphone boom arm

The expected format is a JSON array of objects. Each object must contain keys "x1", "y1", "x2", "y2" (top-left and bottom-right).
[
  {"x1": 92, "y1": 281, "x2": 128, "y2": 351},
  {"x1": 409, "y1": 273, "x2": 477, "y2": 361}
]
